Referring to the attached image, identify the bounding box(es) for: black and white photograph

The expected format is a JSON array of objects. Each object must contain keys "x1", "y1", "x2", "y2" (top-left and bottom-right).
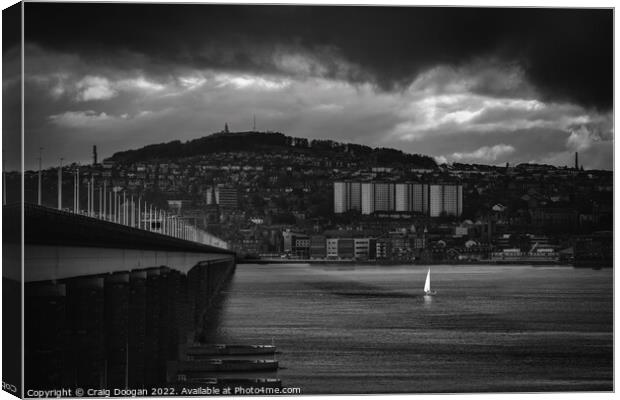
[{"x1": 1, "y1": 1, "x2": 615, "y2": 398}]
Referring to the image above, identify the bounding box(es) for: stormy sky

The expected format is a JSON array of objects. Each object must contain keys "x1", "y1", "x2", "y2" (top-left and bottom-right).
[{"x1": 5, "y1": 3, "x2": 613, "y2": 170}]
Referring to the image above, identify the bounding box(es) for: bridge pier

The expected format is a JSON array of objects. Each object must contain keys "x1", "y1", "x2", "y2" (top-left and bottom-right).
[
  {"x1": 104, "y1": 272, "x2": 130, "y2": 389},
  {"x1": 128, "y1": 271, "x2": 147, "y2": 388},
  {"x1": 24, "y1": 259, "x2": 235, "y2": 390}
]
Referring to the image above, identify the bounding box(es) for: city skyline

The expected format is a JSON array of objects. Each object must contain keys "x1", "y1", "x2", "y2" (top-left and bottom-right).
[
  {"x1": 3, "y1": 3, "x2": 613, "y2": 171},
  {"x1": 3, "y1": 5, "x2": 614, "y2": 395}
]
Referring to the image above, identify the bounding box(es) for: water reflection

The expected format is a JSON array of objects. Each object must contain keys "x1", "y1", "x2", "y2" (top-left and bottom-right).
[{"x1": 205, "y1": 263, "x2": 613, "y2": 393}]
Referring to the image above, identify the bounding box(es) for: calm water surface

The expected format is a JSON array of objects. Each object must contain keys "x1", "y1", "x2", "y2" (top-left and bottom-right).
[{"x1": 203, "y1": 264, "x2": 612, "y2": 394}]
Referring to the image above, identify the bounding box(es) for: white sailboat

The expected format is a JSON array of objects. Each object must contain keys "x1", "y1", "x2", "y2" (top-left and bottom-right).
[{"x1": 424, "y1": 268, "x2": 436, "y2": 296}]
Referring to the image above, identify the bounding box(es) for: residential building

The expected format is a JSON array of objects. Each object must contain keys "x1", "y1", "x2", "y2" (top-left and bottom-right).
[
  {"x1": 354, "y1": 238, "x2": 377, "y2": 260},
  {"x1": 395, "y1": 183, "x2": 409, "y2": 212},
  {"x1": 310, "y1": 235, "x2": 327, "y2": 259},
  {"x1": 395, "y1": 183, "x2": 429, "y2": 213},
  {"x1": 292, "y1": 236, "x2": 310, "y2": 258},
  {"x1": 337, "y1": 181, "x2": 431, "y2": 215},
  {"x1": 361, "y1": 182, "x2": 375, "y2": 215},
  {"x1": 375, "y1": 239, "x2": 390, "y2": 259},
  {"x1": 337, "y1": 238, "x2": 355, "y2": 259},
  {"x1": 206, "y1": 185, "x2": 238, "y2": 209},
  {"x1": 218, "y1": 186, "x2": 238, "y2": 209},
  {"x1": 326, "y1": 238, "x2": 339, "y2": 258},
  {"x1": 374, "y1": 182, "x2": 394, "y2": 212},
  {"x1": 411, "y1": 183, "x2": 429, "y2": 213},
  {"x1": 333, "y1": 181, "x2": 362, "y2": 213},
  {"x1": 429, "y1": 184, "x2": 463, "y2": 217}
]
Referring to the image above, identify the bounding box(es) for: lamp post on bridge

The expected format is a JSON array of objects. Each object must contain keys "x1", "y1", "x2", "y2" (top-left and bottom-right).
[
  {"x1": 75, "y1": 166, "x2": 80, "y2": 214},
  {"x1": 37, "y1": 147, "x2": 43, "y2": 205},
  {"x1": 103, "y1": 180, "x2": 107, "y2": 220},
  {"x1": 2, "y1": 149, "x2": 5, "y2": 206},
  {"x1": 137, "y1": 197, "x2": 141, "y2": 229},
  {"x1": 162, "y1": 210, "x2": 167, "y2": 235},
  {"x1": 108, "y1": 191, "x2": 112, "y2": 221},
  {"x1": 57, "y1": 158, "x2": 63, "y2": 210},
  {"x1": 90, "y1": 176, "x2": 95, "y2": 217}
]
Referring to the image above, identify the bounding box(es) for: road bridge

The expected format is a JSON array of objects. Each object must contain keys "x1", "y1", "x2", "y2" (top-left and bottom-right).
[{"x1": 3, "y1": 203, "x2": 237, "y2": 393}]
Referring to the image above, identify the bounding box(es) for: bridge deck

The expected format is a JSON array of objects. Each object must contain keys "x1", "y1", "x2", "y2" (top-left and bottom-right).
[{"x1": 5, "y1": 203, "x2": 234, "y2": 255}]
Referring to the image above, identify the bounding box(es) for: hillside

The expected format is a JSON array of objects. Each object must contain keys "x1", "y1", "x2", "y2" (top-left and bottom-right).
[{"x1": 105, "y1": 131, "x2": 438, "y2": 169}]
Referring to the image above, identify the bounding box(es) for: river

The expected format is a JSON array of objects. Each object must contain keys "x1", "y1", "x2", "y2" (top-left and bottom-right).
[{"x1": 202, "y1": 264, "x2": 613, "y2": 394}]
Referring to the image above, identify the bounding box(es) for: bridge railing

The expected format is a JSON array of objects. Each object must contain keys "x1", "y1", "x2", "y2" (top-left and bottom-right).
[
  {"x1": 70, "y1": 197, "x2": 229, "y2": 249},
  {"x1": 61, "y1": 177, "x2": 228, "y2": 249},
  {"x1": 14, "y1": 163, "x2": 230, "y2": 250}
]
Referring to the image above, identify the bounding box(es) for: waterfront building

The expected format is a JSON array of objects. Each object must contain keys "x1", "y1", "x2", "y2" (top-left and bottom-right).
[
  {"x1": 292, "y1": 236, "x2": 310, "y2": 258},
  {"x1": 283, "y1": 230, "x2": 310, "y2": 258},
  {"x1": 375, "y1": 239, "x2": 390, "y2": 259},
  {"x1": 310, "y1": 235, "x2": 327, "y2": 259},
  {"x1": 326, "y1": 238, "x2": 339, "y2": 258},
  {"x1": 354, "y1": 238, "x2": 376, "y2": 260},
  {"x1": 337, "y1": 238, "x2": 355, "y2": 259}
]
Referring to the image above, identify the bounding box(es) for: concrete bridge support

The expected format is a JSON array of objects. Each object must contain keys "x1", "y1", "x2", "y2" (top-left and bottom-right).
[{"x1": 24, "y1": 259, "x2": 235, "y2": 390}]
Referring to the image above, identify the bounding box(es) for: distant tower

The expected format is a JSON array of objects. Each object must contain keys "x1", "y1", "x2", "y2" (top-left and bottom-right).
[
  {"x1": 253, "y1": 114, "x2": 256, "y2": 131},
  {"x1": 575, "y1": 152, "x2": 579, "y2": 170},
  {"x1": 224, "y1": 123, "x2": 229, "y2": 133},
  {"x1": 93, "y1": 145, "x2": 98, "y2": 165}
]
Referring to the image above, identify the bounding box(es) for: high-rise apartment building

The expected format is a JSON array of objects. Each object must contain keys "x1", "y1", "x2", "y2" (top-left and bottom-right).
[
  {"x1": 361, "y1": 182, "x2": 375, "y2": 215},
  {"x1": 334, "y1": 181, "x2": 362, "y2": 213},
  {"x1": 373, "y1": 182, "x2": 395, "y2": 212},
  {"x1": 411, "y1": 183, "x2": 429, "y2": 213},
  {"x1": 335, "y1": 181, "x2": 454, "y2": 216},
  {"x1": 350, "y1": 182, "x2": 361, "y2": 211},
  {"x1": 334, "y1": 182, "x2": 346, "y2": 214},
  {"x1": 429, "y1": 184, "x2": 463, "y2": 217},
  {"x1": 394, "y1": 183, "x2": 429, "y2": 213},
  {"x1": 395, "y1": 183, "x2": 409, "y2": 212}
]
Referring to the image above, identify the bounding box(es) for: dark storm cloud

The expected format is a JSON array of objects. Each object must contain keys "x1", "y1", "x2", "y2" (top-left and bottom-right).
[{"x1": 24, "y1": 4, "x2": 612, "y2": 110}]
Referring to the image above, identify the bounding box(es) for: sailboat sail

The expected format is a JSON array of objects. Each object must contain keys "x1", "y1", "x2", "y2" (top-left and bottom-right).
[{"x1": 424, "y1": 268, "x2": 431, "y2": 293}]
